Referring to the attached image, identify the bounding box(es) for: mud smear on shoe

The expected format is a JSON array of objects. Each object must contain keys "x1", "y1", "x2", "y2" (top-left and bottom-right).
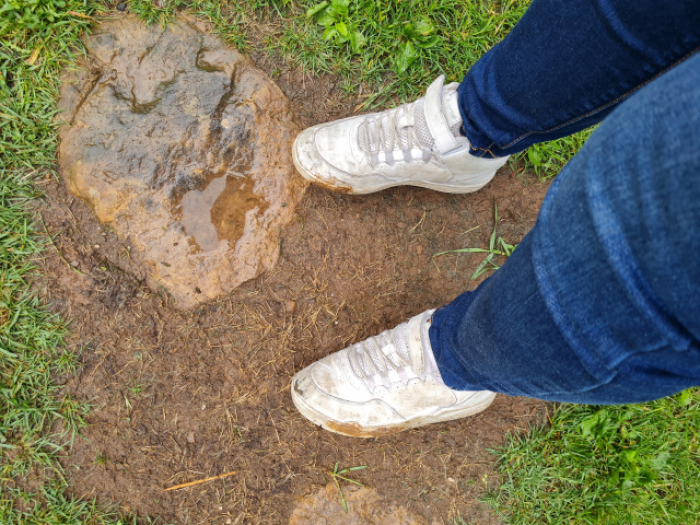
[
  {"x1": 308, "y1": 175, "x2": 354, "y2": 194},
  {"x1": 295, "y1": 166, "x2": 354, "y2": 194},
  {"x1": 325, "y1": 420, "x2": 398, "y2": 438},
  {"x1": 293, "y1": 378, "x2": 306, "y2": 397}
]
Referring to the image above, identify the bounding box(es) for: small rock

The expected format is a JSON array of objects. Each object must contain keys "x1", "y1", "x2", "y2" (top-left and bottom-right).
[
  {"x1": 283, "y1": 300, "x2": 296, "y2": 314},
  {"x1": 186, "y1": 431, "x2": 195, "y2": 443},
  {"x1": 116, "y1": 2, "x2": 126, "y2": 11},
  {"x1": 201, "y1": 404, "x2": 206, "y2": 410},
  {"x1": 416, "y1": 245, "x2": 423, "y2": 255},
  {"x1": 290, "y1": 484, "x2": 428, "y2": 524},
  {"x1": 218, "y1": 505, "x2": 223, "y2": 511},
  {"x1": 354, "y1": 213, "x2": 360, "y2": 220},
  {"x1": 226, "y1": 520, "x2": 232, "y2": 525},
  {"x1": 94, "y1": 244, "x2": 100, "y2": 249},
  {"x1": 71, "y1": 260, "x2": 79, "y2": 267}
]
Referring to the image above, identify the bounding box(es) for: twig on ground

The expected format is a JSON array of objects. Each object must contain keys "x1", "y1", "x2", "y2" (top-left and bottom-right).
[{"x1": 164, "y1": 470, "x2": 237, "y2": 491}]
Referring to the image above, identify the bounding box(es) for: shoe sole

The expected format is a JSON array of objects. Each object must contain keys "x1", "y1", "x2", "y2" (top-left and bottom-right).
[
  {"x1": 292, "y1": 137, "x2": 494, "y2": 196},
  {"x1": 291, "y1": 385, "x2": 497, "y2": 438}
]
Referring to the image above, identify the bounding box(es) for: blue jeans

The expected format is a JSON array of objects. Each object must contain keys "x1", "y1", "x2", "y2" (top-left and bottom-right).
[
  {"x1": 430, "y1": 2, "x2": 700, "y2": 404},
  {"x1": 459, "y1": 0, "x2": 700, "y2": 158}
]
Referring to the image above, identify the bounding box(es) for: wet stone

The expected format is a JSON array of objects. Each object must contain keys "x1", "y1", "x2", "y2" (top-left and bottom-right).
[
  {"x1": 290, "y1": 484, "x2": 437, "y2": 525},
  {"x1": 58, "y1": 14, "x2": 307, "y2": 310}
]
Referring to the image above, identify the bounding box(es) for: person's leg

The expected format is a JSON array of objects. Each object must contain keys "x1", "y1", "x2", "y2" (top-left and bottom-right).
[
  {"x1": 293, "y1": 0, "x2": 700, "y2": 195},
  {"x1": 432, "y1": 51, "x2": 700, "y2": 404},
  {"x1": 291, "y1": 50, "x2": 700, "y2": 437},
  {"x1": 461, "y1": 0, "x2": 700, "y2": 158}
]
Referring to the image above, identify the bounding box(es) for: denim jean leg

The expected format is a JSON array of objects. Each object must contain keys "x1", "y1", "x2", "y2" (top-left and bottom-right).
[
  {"x1": 430, "y1": 52, "x2": 700, "y2": 404},
  {"x1": 458, "y1": 0, "x2": 700, "y2": 158}
]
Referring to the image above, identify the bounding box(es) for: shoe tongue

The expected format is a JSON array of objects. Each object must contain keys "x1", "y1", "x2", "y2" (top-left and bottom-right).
[
  {"x1": 405, "y1": 314, "x2": 427, "y2": 375},
  {"x1": 389, "y1": 323, "x2": 411, "y2": 364},
  {"x1": 413, "y1": 89, "x2": 463, "y2": 151},
  {"x1": 442, "y1": 88, "x2": 463, "y2": 137}
]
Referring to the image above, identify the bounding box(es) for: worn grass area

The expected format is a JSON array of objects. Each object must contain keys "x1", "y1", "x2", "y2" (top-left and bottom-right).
[
  {"x1": 484, "y1": 392, "x2": 700, "y2": 524},
  {"x1": 1, "y1": 0, "x2": 93, "y2": 473},
  {"x1": 0, "y1": 482, "x2": 143, "y2": 525},
  {"x1": 0, "y1": 1, "x2": 154, "y2": 523}
]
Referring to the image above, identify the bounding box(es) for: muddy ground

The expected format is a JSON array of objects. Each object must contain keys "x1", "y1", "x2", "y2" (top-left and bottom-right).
[{"x1": 35, "y1": 39, "x2": 550, "y2": 525}]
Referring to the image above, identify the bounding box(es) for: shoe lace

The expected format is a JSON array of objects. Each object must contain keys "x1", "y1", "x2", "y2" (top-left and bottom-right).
[
  {"x1": 357, "y1": 100, "x2": 434, "y2": 168},
  {"x1": 346, "y1": 325, "x2": 413, "y2": 381}
]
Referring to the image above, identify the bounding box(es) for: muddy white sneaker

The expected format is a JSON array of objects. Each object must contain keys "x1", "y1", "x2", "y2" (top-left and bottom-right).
[
  {"x1": 292, "y1": 75, "x2": 509, "y2": 195},
  {"x1": 291, "y1": 309, "x2": 496, "y2": 437}
]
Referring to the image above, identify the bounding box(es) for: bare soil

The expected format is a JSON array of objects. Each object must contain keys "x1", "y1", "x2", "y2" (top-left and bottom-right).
[{"x1": 36, "y1": 43, "x2": 551, "y2": 525}]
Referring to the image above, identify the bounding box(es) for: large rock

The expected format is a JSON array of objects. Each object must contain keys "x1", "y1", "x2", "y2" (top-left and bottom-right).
[{"x1": 58, "y1": 14, "x2": 307, "y2": 310}]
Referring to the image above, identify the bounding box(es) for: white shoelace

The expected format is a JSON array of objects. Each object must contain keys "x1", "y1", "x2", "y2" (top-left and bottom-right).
[
  {"x1": 345, "y1": 324, "x2": 415, "y2": 383},
  {"x1": 357, "y1": 100, "x2": 434, "y2": 168}
]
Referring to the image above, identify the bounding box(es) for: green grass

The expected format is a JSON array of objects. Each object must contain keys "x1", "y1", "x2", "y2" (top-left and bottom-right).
[
  {"x1": 484, "y1": 392, "x2": 700, "y2": 524},
  {"x1": 434, "y1": 200, "x2": 516, "y2": 279},
  {"x1": 1, "y1": 0, "x2": 94, "y2": 471},
  {"x1": 516, "y1": 127, "x2": 594, "y2": 178},
  {"x1": 0, "y1": 172, "x2": 89, "y2": 480},
  {"x1": 0, "y1": 0, "x2": 160, "y2": 522},
  {"x1": 1, "y1": 482, "x2": 146, "y2": 525},
  {"x1": 328, "y1": 463, "x2": 369, "y2": 513}
]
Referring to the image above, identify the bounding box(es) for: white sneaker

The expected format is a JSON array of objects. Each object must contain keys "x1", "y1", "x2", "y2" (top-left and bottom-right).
[
  {"x1": 291, "y1": 309, "x2": 496, "y2": 437},
  {"x1": 292, "y1": 75, "x2": 509, "y2": 195}
]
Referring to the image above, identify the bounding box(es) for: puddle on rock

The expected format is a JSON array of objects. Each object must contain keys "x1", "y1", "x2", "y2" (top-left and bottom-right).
[
  {"x1": 289, "y1": 484, "x2": 438, "y2": 525},
  {"x1": 57, "y1": 13, "x2": 307, "y2": 310},
  {"x1": 176, "y1": 174, "x2": 269, "y2": 253}
]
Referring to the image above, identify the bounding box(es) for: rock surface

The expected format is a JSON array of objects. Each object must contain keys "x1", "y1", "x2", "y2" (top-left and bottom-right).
[
  {"x1": 289, "y1": 484, "x2": 439, "y2": 525},
  {"x1": 58, "y1": 14, "x2": 307, "y2": 310}
]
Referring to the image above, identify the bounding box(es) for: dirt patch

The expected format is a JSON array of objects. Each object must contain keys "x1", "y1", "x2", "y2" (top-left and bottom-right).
[{"x1": 36, "y1": 17, "x2": 551, "y2": 525}]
